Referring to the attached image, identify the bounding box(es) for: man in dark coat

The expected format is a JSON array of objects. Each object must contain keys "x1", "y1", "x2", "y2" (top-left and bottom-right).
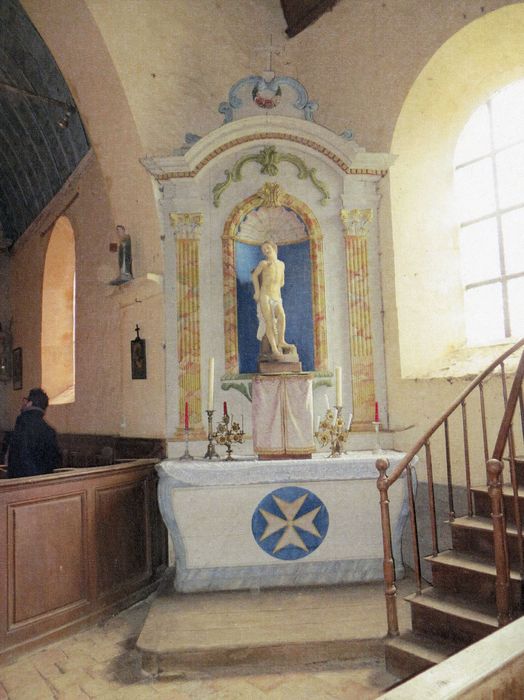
[{"x1": 7, "y1": 388, "x2": 61, "y2": 478}]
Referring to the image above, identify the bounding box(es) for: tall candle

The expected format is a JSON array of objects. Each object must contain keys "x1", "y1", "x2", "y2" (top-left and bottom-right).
[
  {"x1": 223, "y1": 401, "x2": 228, "y2": 416},
  {"x1": 207, "y1": 357, "x2": 214, "y2": 411},
  {"x1": 335, "y1": 366, "x2": 342, "y2": 407},
  {"x1": 325, "y1": 394, "x2": 330, "y2": 411},
  {"x1": 315, "y1": 416, "x2": 320, "y2": 432},
  {"x1": 374, "y1": 401, "x2": 379, "y2": 422},
  {"x1": 184, "y1": 401, "x2": 189, "y2": 430},
  {"x1": 347, "y1": 412, "x2": 353, "y2": 431}
]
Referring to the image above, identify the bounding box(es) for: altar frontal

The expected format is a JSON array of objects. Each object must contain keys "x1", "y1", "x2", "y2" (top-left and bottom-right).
[{"x1": 157, "y1": 452, "x2": 413, "y2": 592}]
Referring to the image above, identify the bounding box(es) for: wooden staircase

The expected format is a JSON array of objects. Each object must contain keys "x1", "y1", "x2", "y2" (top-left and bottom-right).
[
  {"x1": 376, "y1": 339, "x2": 524, "y2": 681},
  {"x1": 386, "y1": 456, "x2": 523, "y2": 678}
]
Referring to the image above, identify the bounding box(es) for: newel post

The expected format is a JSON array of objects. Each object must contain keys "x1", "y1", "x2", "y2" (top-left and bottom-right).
[
  {"x1": 487, "y1": 458, "x2": 511, "y2": 627},
  {"x1": 376, "y1": 458, "x2": 399, "y2": 637}
]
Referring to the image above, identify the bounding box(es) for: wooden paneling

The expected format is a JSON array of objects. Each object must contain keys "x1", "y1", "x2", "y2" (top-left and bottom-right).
[
  {"x1": 9, "y1": 494, "x2": 87, "y2": 626},
  {"x1": 96, "y1": 481, "x2": 149, "y2": 595},
  {"x1": 0, "y1": 461, "x2": 167, "y2": 661}
]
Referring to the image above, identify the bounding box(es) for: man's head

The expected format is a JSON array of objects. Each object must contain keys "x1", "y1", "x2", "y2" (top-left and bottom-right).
[
  {"x1": 261, "y1": 240, "x2": 277, "y2": 258},
  {"x1": 26, "y1": 388, "x2": 49, "y2": 411}
]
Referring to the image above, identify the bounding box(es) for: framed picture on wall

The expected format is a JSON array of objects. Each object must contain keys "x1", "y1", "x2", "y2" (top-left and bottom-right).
[
  {"x1": 12, "y1": 347, "x2": 22, "y2": 390},
  {"x1": 130, "y1": 327, "x2": 147, "y2": 380}
]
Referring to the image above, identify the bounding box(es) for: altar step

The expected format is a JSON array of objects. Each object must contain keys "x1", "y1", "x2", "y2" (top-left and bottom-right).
[{"x1": 137, "y1": 574, "x2": 415, "y2": 679}]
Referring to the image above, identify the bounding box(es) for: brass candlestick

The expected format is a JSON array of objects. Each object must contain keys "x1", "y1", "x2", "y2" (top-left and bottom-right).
[
  {"x1": 203, "y1": 409, "x2": 220, "y2": 460},
  {"x1": 315, "y1": 406, "x2": 351, "y2": 458},
  {"x1": 213, "y1": 413, "x2": 245, "y2": 461}
]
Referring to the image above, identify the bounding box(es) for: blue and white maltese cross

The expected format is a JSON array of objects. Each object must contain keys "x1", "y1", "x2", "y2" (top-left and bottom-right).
[{"x1": 252, "y1": 486, "x2": 329, "y2": 560}]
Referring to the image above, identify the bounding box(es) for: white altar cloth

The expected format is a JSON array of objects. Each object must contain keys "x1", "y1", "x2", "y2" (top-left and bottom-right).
[{"x1": 157, "y1": 451, "x2": 415, "y2": 593}]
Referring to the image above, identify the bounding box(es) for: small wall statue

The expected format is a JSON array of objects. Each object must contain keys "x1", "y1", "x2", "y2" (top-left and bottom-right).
[
  {"x1": 251, "y1": 240, "x2": 301, "y2": 372},
  {"x1": 110, "y1": 225, "x2": 133, "y2": 285}
]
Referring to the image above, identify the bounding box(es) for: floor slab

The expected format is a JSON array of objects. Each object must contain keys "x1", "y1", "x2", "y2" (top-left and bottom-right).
[{"x1": 137, "y1": 574, "x2": 415, "y2": 678}]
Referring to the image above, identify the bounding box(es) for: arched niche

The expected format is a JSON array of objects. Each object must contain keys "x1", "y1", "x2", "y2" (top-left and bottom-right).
[
  {"x1": 143, "y1": 111, "x2": 392, "y2": 437},
  {"x1": 41, "y1": 216, "x2": 75, "y2": 404},
  {"x1": 222, "y1": 182, "x2": 327, "y2": 376}
]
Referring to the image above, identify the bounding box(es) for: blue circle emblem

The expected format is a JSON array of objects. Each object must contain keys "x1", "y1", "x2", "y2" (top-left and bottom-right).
[{"x1": 251, "y1": 486, "x2": 329, "y2": 560}]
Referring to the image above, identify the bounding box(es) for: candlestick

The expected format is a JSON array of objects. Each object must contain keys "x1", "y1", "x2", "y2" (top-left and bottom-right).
[
  {"x1": 372, "y1": 421, "x2": 382, "y2": 454},
  {"x1": 207, "y1": 357, "x2": 214, "y2": 411},
  {"x1": 179, "y1": 417, "x2": 194, "y2": 461},
  {"x1": 184, "y1": 401, "x2": 189, "y2": 430},
  {"x1": 203, "y1": 409, "x2": 220, "y2": 460},
  {"x1": 374, "y1": 401, "x2": 379, "y2": 422},
  {"x1": 335, "y1": 366, "x2": 342, "y2": 407}
]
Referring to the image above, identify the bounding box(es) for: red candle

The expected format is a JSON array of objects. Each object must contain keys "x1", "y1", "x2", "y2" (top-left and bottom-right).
[
  {"x1": 374, "y1": 401, "x2": 379, "y2": 422},
  {"x1": 223, "y1": 401, "x2": 228, "y2": 416},
  {"x1": 184, "y1": 401, "x2": 189, "y2": 430}
]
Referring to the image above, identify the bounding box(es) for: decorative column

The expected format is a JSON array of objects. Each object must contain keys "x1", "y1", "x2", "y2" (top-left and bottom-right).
[
  {"x1": 341, "y1": 207, "x2": 375, "y2": 429},
  {"x1": 171, "y1": 213, "x2": 206, "y2": 440}
]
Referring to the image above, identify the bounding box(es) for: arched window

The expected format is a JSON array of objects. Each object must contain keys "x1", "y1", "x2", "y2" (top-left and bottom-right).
[
  {"x1": 454, "y1": 80, "x2": 524, "y2": 346},
  {"x1": 41, "y1": 216, "x2": 75, "y2": 404},
  {"x1": 390, "y1": 5, "x2": 524, "y2": 377}
]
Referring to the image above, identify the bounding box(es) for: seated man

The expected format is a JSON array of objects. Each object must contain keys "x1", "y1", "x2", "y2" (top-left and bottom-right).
[{"x1": 7, "y1": 388, "x2": 61, "y2": 478}]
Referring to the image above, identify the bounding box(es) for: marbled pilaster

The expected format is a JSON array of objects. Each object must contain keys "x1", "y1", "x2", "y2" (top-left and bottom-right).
[
  {"x1": 171, "y1": 213, "x2": 206, "y2": 439},
  {"x1": 341, "y1": 208, "x2": 375, "y2": 428}
]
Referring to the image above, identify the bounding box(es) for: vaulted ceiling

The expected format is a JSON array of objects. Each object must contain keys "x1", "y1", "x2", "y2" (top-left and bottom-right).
[{"x1": 0, "y1": 0, "x2": 89, "y2": 247}]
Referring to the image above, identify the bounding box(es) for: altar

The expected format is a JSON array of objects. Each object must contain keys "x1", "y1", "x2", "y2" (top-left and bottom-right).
[{"x1": 157, "y1": 450, "x2": 415, "y2": 593}]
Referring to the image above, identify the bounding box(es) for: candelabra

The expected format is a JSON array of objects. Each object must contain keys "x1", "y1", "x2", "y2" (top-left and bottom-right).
[
  {"x1": 213, "y1": 413, "x2": 245, "y2": 461},
  {"x1": 178, "y1": 426, "x2": 194, "y2": 461},
  {"x1": 315, "y1": 406, "x2": 351, "y2": 458},
  {"x1": 203, "y1": 409, "x2": 220, "y2": 460}
]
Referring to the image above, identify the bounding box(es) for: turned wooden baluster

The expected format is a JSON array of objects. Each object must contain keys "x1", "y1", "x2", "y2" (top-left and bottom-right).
[
  {"x1": 487, "y1": 458, "x2": 511, "y2": 627},
  {"x1": 376, "y1": 457, "x2": 399, "y2": 637}
]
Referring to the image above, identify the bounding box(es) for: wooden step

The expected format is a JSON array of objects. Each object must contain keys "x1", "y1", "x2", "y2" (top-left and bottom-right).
[
  {"x1": 427, "y1": 549, "x2": 522, "y2": 606},
  {"x1": 473, "y1": 484, "x2": 524, "y2": 526},
  {"x1": 511, "y1": 456, "x2": 524, "y2": 488},
  {"x1": 384, "y1": 629, "x2": 459, "y2": 679},
  {"x1": 406, "y1": 586, "x2": 498, "y2": 645},
  {"x1": 451, "y1": 515, "x2": 523, "y2": 566}
]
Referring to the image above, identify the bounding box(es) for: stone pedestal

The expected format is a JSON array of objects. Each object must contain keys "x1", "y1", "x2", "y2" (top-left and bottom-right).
[{"x1": 252, "y1": 373, "x2": 314, "y2": 459}]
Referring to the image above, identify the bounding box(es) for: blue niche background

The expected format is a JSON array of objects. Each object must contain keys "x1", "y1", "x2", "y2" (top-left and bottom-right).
[{"x1": 236, "y1": 238, "x2": 314, "y2": 374}]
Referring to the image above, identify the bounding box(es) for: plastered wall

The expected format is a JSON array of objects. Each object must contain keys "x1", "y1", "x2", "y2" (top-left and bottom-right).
[{"x1": 11, "y1": 0, "x2": 521, "y2": 473}]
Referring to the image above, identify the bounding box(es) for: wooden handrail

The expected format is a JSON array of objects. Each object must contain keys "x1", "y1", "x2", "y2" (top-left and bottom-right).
[
  {"x1": 492, "y1": 347, "x2": 524, "y2": 460},
  {"x1": 381, "y1": 338, "x2": 524, "y2": 490},
  {"x1": 487, "y1": 458, "x2": 511, "y2": 626}
]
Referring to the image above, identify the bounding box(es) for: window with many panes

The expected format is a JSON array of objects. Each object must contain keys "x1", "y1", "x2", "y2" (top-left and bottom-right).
[{"x1": 454, "y1": 79, "x2": 524, "y2": 346}]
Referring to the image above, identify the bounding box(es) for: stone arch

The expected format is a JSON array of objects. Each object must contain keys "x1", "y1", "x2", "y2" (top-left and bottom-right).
[
  {"x1": 222, "y1": 183, "x2": 327, "y2": 376},
  {"x1": 390, "y1": 4, "x2": 524, "y2": 377}
]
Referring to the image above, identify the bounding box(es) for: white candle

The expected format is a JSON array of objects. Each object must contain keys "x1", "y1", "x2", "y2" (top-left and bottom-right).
[
  {"x1": 207, "y1": 357, "x2": 214, "y2": 411},
  {"x1": 335, "y1": 366, "x2": 342, "y2": 407},
  {"x1": 346, "y1": 412, "x2": 353, "y2": 431},
  {"x1": 325, "y1": 394, "x2": 330, "y2": 411},
  {"x1": 315, "y1": 416, "x2": 320, "y2": 432}
]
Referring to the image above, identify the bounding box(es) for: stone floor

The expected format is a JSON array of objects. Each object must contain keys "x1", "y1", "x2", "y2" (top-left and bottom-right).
[{"x1": 0, "y1": 578, "x2": 414, "y2": 699}]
